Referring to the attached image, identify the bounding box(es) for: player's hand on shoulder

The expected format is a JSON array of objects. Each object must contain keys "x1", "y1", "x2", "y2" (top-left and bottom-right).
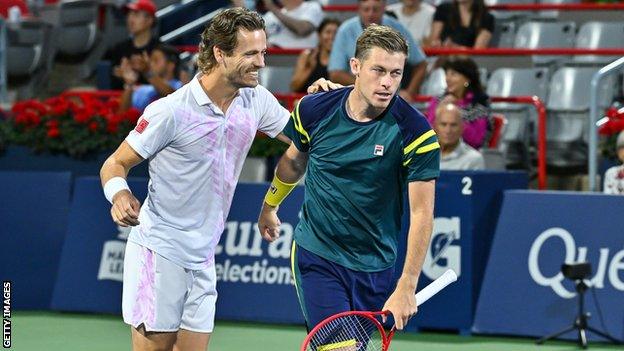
[
  {"x1": 306, "y1": 78, "x2": 343, "y2": 94},
  {"x1": 381, "y1": 284, "x2": 418, "y2": 330},
  {"x1": 258, "y1": 204, "x2": 281, "y2": 242},
  {"x1": 110, "y1": 190, "x2": 141, "y2": 227}
]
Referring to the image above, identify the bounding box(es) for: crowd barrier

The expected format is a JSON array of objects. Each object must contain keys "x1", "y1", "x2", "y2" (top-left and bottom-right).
[
  {"x1": 3, "y1": 170, "x2": 527, "y2": 334},
  {"x1": 473, "y1": 190, "x2": 624, "y2": 341}
]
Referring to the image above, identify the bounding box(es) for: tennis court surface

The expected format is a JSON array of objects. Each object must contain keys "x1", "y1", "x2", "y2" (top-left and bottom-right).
[{"x1": 10, "y1": 311, "x2": 622, "y2": 350}]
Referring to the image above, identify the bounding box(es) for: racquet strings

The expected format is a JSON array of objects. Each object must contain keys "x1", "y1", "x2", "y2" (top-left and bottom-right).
[{"x1": 305, "y1": 313, "x2": 384, "y2": 351}]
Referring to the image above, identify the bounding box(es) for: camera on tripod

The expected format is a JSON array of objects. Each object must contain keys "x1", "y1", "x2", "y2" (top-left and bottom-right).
[
  {"x1": 561, "y1": 262, "x2": 591, "y2": 281},
  {"x1": 537, "y1": 261, "x2": 622, "y2": 349}
]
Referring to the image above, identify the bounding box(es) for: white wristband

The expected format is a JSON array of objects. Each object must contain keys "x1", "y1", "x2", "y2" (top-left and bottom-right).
[{"x1": 104, "y1": 177, "x2": 130, "y2": 204}]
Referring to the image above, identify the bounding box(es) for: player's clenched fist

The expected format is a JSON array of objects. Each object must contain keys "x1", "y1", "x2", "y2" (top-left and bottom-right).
[
  {"x1": 258, "y1": 204, "x2": 281, "y2": 242},
  {"x1": 111, "y1": 190, "x2": 141, "y2": 227}
]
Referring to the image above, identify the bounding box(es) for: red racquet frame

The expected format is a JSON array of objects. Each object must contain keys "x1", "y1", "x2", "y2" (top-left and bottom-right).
[{"x1": 301, "y1": 310, "x2": 397, "y2": 351}]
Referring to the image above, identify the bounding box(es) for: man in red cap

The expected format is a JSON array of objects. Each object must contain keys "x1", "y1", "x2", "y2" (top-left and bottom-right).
[{"x1": 105, "y1": 0, "x2": 160, "y2": 90}]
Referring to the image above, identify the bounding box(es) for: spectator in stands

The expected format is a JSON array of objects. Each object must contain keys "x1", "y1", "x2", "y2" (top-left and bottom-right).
[
  {"x1": 0, "y1": 0, "x2": 29, "y2": 20},
  {"x1": 386, "y1": 0, "x2": 435, "y2": 45},
  {"x1": 117, "y1": 44, "x2": 182, "y2": 112},
  {"x1": 290, "y1": 18, "x2": 340, "y2": 93},
  {"x1": 328, "y1": 0, "x2": 427, "y2": 101},
  {"x1": 603, "y1": 131, "x2": 624, "y2": 195},
  {"x1": 426, "y1": 56, "x2": 490, "y2": 149},
  {"x1": 105, "y1": 0, "x2": 160, "y2": 90},
  {"x1": 260, "y1": 0, "x2": 324, "y2": 48},
  {"x1": 427, "y1": 0, "x2": 494, "y2": 49},
  {"x1": 435, "y1": 102, "x2": 485, "y2": 170}
]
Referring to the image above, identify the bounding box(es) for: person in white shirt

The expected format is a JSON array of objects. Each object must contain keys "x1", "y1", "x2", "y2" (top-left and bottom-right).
[
  {"x1": 99, "y1": 7, "x2": 338, "y2": 351},
  {"x1": 434, "y1": 102, "x2": 485, "y2": 170},
  {"x1": 603, "y1": 131, "x2": 624, "y2": 195},
  {"x1": 262, "y1": 0, "x2": 324, "y2": 48},
  {"x1": 386, "y1": 0, "x2": 435, "y2": 45}
]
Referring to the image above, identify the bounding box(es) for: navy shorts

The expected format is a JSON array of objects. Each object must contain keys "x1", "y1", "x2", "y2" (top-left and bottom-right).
[{"x1": 291, "y1": 242, "x2": 395, "y2": 331}]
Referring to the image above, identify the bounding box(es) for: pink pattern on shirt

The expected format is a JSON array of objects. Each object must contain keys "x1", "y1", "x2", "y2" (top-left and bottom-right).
[
  {"x1": 203, "y1": 103, "x2": 256, "y2": 266},
  {"x1": 132, "y1": 247, "x2": 156, "y2": 327}
]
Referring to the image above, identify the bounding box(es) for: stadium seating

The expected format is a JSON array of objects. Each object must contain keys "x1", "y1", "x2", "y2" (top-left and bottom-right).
[
  {"x1": 6, "y1": 18, "x2": 54, "y2": 99},
  {"x1": 486, "y1": 67, "x2": 548, "y2": 167},
  {"x1": 514, "y1": 21, "x2": 576, "y2": 65},
  {"x1": 39, "y1": 0, "x2": 107, "y2": 79},
  {"x1": 573, "y1": 21, "x2": 624, "y2": 65},
  {"x1": 545, "y1": 67, "x2": 615, "y2": 168},
  {"x1": 482, "y1": 113, "x2": 508, "y2": 170},
  {"x1": 259, "y1": 66, "x2": 295, "y2": 94}
]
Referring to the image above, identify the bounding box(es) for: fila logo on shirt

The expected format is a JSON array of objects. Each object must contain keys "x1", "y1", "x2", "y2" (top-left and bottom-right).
[{"x1": 373, "y1": 144, "x2": 384, "y2": 156}]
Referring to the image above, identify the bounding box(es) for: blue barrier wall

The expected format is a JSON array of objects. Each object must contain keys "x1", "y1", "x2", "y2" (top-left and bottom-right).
[
  {"x1": 397, "y1": 171, "x2": 528, "y2": 333},
  {"x1": 0, "y1": 171, "x2": 72, "y2": 309},
  {"x1": 473, "y1": 190, "x2": 624, "y2": 341},
  {"x1": 51, "y1": 177, "x2": 148, "y2": 313}
]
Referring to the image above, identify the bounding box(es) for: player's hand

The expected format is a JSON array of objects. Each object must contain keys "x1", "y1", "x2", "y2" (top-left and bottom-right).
[
  {"x1": 258, "y1": 203, "x2": 281, "y2": 242},
  {"x1": 381, "y1": 283, "x2": 417, "y2": 330},
  {"x1": 307, "y1": 78, "x2": 343, "y2": 94},
  {"x1": 110, "y1": 190, "x2": 141, "y2": 227}
]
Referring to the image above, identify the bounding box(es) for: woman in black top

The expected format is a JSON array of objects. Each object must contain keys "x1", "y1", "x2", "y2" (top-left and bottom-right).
[
  {"x1": 427, "y1": 0, "x2": 494, "y2": 48},
  {"x1": 290, "y1": 18, "x2": 340, "y2": 93}
]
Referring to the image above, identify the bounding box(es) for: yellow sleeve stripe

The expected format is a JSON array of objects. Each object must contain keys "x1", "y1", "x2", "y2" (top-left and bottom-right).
[
  {"x1": 416, "y1": 141, "x2": 440, "y2": 154},
  {"x1": 404, "y1": 129, "x2": 436, "y2": 155},
  {"x1": 292, "y1": 98, "x2": 311, "y2": 144},
  {"x1": 403, "y1": 142, "x2": 440, "y2": 166}
]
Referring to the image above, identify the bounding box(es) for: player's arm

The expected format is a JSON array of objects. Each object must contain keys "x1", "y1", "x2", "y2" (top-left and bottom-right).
[
  {"x1": 258, "y1": 143, "x2": 309, "y2": 242},
  {"x1": 100, "y1": 141, "x2": 145, "y2": 227},
  {"x1": 382, "y1": 179, "x2": 436, "y2": 330}
]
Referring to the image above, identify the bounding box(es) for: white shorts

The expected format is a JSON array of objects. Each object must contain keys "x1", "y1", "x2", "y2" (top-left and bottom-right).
[{"x1": 122, "y1": 240, "x2": 218, "y2": 333}]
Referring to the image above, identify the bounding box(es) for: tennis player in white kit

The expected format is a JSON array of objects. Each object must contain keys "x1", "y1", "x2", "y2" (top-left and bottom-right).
[{"x1": 100, "y1": 7, "x2": 338, "y2": 351}]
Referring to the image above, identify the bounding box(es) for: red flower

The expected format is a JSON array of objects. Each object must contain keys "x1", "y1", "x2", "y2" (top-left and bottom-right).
[
  {"x1": 16, "y1": 111, "x2": 41, "y2": 127},
  {"x1": 605, "y1": 107, "x2": 618, "y2": 119},
  {"x1": 73, "y1": 110, "x2": 91, "y2": 124},
  {"x1": 47, "y1": 127, "x2": 61, "y2": 138},
  {"x1": 88, "y1": 121, "x2": 99, "y2": 132},
  {"x1": 46, "y1": 119, "x2": 59, "y2": 129},
  {"x1": 106, "y1": 121, "x2": 119, "y2": 134},
  {"x1": 124, "y1": 108, "x2": 141, "y2": 124}
]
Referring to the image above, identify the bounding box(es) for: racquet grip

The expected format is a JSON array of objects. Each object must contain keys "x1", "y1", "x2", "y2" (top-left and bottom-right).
[{"x1": 415, "y1": 269, "x2": 457, "y2": 306}]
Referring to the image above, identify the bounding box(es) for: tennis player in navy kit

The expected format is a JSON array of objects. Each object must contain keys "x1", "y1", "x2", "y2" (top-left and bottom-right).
[{"x1": 258, "y1": 25, "x2": 440, "y2": 333}]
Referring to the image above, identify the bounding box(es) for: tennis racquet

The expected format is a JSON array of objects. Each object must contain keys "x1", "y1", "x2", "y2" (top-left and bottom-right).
[{"x1": 300, "y1": 269, "x2": 458, "y2": 351}]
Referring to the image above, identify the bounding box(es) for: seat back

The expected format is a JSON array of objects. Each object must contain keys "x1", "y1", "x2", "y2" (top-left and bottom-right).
[
  {"x1": 259, "y1": 66, "x2": 295, "y2": 93},
  {"x1": 574, "y1": 21, "x2": 624, "y2": 65},
  {"x1": 56, "y1": 0, "x2": 98, "y2": 56},
  {"x1": 514, "y1": 21, "x2": 576, "y2": 64},
  {"x1": 6, "y1": 19, "x2": 47, "y2": 76}
]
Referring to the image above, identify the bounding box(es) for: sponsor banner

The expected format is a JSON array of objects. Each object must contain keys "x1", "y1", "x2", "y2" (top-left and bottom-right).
[
  {"x1": 473, "y1": 190, "x2": 624, "y2": 341},
  {"x1": 0, "y1": 171, "x2": 72, "y2": 310}
]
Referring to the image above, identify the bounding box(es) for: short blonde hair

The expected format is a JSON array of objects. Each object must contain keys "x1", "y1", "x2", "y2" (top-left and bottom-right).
[{"x1": 354, "y1": 25, "x2": 408, "y2": 61}]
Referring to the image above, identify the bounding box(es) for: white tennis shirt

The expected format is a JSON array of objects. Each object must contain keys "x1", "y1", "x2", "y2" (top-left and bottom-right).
[{"x1": 125, "y1": 74, "x2": 289, "y2": 270}]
